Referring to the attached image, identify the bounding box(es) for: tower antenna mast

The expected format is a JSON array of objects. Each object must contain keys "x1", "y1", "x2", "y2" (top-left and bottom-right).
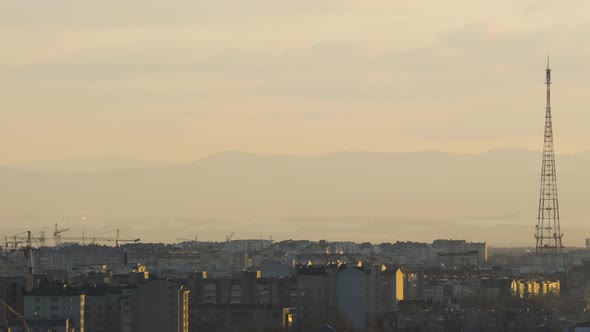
[{"x1": 534, "y1": 57, "x2": 564, "y2": 269}]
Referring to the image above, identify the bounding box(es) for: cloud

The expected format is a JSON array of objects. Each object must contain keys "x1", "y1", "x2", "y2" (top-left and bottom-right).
[
  {"x1": 521, "y1": 0, "x2": 589, "y2": 15},
  {"x1": 1, "y1": 0, "x2": 590, "y2": 164},
  {"x1": 0, "y1": 0, "x2": 410, "y2": 29}
]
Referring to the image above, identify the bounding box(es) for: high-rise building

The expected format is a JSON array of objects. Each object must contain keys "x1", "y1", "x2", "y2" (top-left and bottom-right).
[
  {"x1": 338, "y1": 266, "x2": 366, "y2": 331},
  {"x1": 120, "y1": 279, "x2": 189, "y2": 332},
  {"x1": 23, "y1": 280, "x2": 85, "y2": 332},
  {"x1": 83, "y1": 286, "x2": 123, "y2": 332}
]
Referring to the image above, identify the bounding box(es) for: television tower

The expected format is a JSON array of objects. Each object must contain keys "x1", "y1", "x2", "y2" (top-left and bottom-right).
[{"x1": 534, "y1": 57, "x2": 563, "y2": 269}]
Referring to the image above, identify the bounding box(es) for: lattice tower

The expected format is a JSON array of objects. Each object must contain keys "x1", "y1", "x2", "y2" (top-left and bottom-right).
[{"x1": 534, "y1": 58, "x2": 563, "y2": 269}]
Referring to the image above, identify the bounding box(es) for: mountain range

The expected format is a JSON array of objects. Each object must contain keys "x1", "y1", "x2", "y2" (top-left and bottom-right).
[{"x1": 1, "y1": 148, "x2": 589, "y2": 246}]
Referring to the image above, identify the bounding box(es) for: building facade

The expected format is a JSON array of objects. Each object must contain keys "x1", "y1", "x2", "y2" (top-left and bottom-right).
[
  {"x1": 23, "y1": 281, "x2": 85, "y2": 332},
  {"x1": 121, "y1": 279, "x2": 189, "y2": 332}
]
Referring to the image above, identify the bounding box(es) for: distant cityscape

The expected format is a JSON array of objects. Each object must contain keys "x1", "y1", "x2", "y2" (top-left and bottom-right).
[
  {"x1": 5, "y1": 0, "x2": 590, "y2": 330},
  {"x1": 0, "y1": 234, "x2": 590, "y2": 331}
]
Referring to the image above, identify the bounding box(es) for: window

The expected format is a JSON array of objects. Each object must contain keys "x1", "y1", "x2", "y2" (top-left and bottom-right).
[
  {"x1": 50, "y1": 305, "x2": 59, "y2": 311},
  {"x1": 50, "y1": 297, "x2": 58, "y2": 303}
]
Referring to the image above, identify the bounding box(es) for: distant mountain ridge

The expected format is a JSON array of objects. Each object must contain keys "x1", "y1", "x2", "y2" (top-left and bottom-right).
[
  {"x1": 1, "y1": 148, "x2": 589, "y2": 246},
  {"x1": 6, "y1": 157, "x2": 169, "y2": 173},
  {"x1": 3, "y1": 148, "x2": 548, "y2": 173}
]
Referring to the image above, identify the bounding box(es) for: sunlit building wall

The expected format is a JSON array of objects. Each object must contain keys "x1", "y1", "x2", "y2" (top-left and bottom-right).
[{"x1": 510, "y1": 279, "x2": 560, "y2": 298}]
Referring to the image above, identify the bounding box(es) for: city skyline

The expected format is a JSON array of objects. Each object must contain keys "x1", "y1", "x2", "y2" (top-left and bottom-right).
[{"x1": 5, "y1": 2, "x2": 590, "y2": 331}]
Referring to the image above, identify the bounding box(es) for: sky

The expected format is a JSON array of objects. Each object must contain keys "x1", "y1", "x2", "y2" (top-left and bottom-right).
[{"x1": 1, "y1": 0, "x2": 590, "y2": 165}]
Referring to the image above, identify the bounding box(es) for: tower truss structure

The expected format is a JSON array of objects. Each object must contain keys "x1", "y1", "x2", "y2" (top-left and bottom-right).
[{"x1": 534, "y1": 58, "x2": 563, "y2": 269}]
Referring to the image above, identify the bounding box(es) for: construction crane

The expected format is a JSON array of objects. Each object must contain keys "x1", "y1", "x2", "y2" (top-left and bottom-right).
[
  {"x1": 38, "y1": 230, "x2": 47, "y2": 247},
  {"x1": 176, "y1": 235, "x2": 198, "y2": 242},
  {"x1": 0, "y1": 229, "x2": 45, "y2": 294},
  {"x1": 23, "y1": 231, "x2": 34, "y2": 292},
  {"x1": 0, "y1": 299, "x2": 30, "y2": 332},
  {"x1": 3, "y1": 231, "x2": 46, "y2": 250},
  {"x1": 225, "y1": 232, "x2": 234, "y2": 242},
  {"x1": 59, "y1": 229, "x2": 140, "y2": 247},
  {"x1": 53, "y1": 223, "x2": 70, "y2": 246},
  {"x1": 4, "y1": 232, "x2": 27, "y2": 250},
  {"x1": 2, "y1": 231, "x2": 37, "y2": 292}
]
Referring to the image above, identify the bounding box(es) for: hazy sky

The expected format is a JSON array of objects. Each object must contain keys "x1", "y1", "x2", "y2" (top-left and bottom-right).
[{"x1": 1, "y1": 0, "x2": 590, "y2": 165}]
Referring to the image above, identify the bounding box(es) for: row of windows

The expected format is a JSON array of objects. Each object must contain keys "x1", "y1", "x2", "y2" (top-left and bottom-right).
[
  {"x1": 33, "y1": 305, "x2": 64, "y2": 312},
  {"x1": 35, "y1": 296, "x2": 63, "y2": 303}
]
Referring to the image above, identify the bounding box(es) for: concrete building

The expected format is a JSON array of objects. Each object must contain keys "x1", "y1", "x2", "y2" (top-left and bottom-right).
[
  {"x1": 82, "y1": 286, "x2": 123, "y2": 332},
  {"x1": 34, "y1": 245, "x2": 125, "y2": 280},
  {"x1": 388, "y1": 242, "x2": 431, "y2": 265},
  {"x1": 156, "y1": 250, "x2": 201, "y2": 274},
  {"x1": 421, "y1": 280, "x2": 473, "y2": 304},
  {"x1": 573, "y1": 322, "x2": 590, "y2": 332},
  {"x1": 23, "y1": 281, "x2": 85, "y2": 332},
  {"x1": 223, "y1": 240, "x2": 273, "y2": 253},
  {"x1": 187, "y1": 270, "x2": 297, "y2": 307},
  {"x1": 187, "y1": 269, "x2": 300, "y2": 330},
  {"x1": 432, "y1": 239, "x2": 487, "y2": 264},
  {"x1": 511, "y1": 278, "x2": 560, "y2": 298},
  {"x1": 0, "y1": 277, "x2": 25, "y2": 327},
  {"x1": 6, "y1": 318, "x2": 74, "y2": 332},
  {"x1": 293, "y1": 262, "x2": 405, "y2": 330},
  {"x1": 338, "y1": 266, "x2": 366, "y2": 331},
  {"x1": 437, "y1": 251, "x2": 480, "y2": 270},
  {"x1": 296, "y1": 263, "x2": 339, "y2": 327},
  {"x1": 259, "y1": 261, "x2": 291, "y2": 278},
  {"x1": 120, "y1": 279, "x2": 189, "y2": 332},
  {"x1": 366, "y1": 265, "x2": 404, "y2": 322}
]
